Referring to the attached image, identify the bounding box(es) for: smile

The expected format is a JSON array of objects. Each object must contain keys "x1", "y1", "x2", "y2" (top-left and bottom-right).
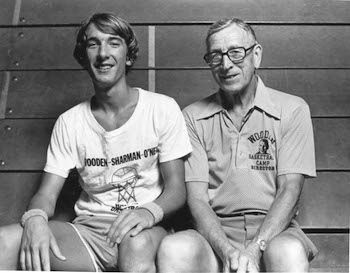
[{"x1": 95, "y1": 63, "x2": 114, "y2": 72}]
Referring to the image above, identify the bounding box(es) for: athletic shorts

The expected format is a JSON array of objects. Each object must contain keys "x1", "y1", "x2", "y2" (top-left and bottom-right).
[
  {"x1": 219, "y1": 213, "x2": 318, "y2": 262},
  {"x1": 69, "y1": 215, "x2": 119, "y2": 271}
]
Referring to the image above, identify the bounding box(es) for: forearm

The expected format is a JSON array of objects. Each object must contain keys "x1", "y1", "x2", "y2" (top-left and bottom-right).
[
  {"x1": 27, "y1": 192, "x2": 57, "y2": 218},
  {"x1": 188, "y1": 196, "x2": 234, "y2": 261},
  {"x1": 253, "y1": 175, "x2": 303, "y2": 243},
  {"x1": 154, "y1": 159, "x2": 186, "y2": 217}
]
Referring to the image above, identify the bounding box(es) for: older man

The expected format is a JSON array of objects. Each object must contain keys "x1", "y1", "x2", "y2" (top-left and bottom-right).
[{"x1": 158, "y1": 18, "x2": 317, "y2": 272}]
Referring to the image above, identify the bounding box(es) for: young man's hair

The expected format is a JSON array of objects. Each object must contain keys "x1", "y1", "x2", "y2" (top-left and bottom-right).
[
  {"x1": 206, "y1": 18, "x2": 257, "y2": 47},
  {"x1": 73, "y1": 13, "x2": 139, "y2": 73}
]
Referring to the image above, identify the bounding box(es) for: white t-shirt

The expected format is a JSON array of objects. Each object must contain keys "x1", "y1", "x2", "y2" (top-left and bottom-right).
[{"x1": 44, "y1": 89, "x2": 192, "y2": 216}]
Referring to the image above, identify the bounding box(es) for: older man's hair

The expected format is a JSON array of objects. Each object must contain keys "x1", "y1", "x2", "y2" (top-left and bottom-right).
[
  {"x1": 73, "y1": 13, "x2": 139, "y2": 74},
  {"x1": 206, "y1": 18, "x2": 257, "y2": 46}
]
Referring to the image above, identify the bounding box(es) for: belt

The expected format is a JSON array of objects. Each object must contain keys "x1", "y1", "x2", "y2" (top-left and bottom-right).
[{"x1": 218, "y1": 211, "x2": 266, "y2": 218}]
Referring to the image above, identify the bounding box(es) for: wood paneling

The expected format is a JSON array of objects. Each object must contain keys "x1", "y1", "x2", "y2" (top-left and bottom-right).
[
  {"x1": 156, "y1": 25, "x2": 350, "y2": 68},
  {"x1": 6, "y1": 70, "x2": 148, "y2": 118},
  {"x1": 156, "y1": 69, "x2": 350, "y2": 116},
  {"x1": 0, "y1": 172, "x2": 81, "y2": 226},
  {"x1": 0, "y1": 119, "x2": 54, "y2": 170},
  {"x1": 309, "y1": 234, "x2": 349, "y2": 272},
  {"x1": 0, "y1": 119, "x2": 349, "y2": 170},
  {"x1": 20, "y1": 0, "x2": 350, "y2": 24},
  {"x1": 298, "y1": 173, "x2": 350, "y2": 228},
  {"x1": 7, "y1": 27, "x2": 148, "y2": 70},
  {"x1": 0, "y1": 173, "x2": 41, "y2": 225},
  {"x1": 0, "y1": 0, "x2": 16, "y2": 25},
  {"x1": 314, "y1": 119, "x2": 350, "y2": 170},
  {"x1": 0, "y1": 29, "x2": 12, "y2": 69}
]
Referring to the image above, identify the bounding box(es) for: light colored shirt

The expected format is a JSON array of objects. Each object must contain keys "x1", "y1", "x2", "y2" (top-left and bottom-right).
[
  {"x1": 183, "y1": 77, "x2": 316, "y2": 216},
  {"x1": 45, "y1": 88, "x2": 192, "y2": 216}
]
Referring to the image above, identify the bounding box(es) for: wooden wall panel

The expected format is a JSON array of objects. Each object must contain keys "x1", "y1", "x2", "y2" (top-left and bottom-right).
[
  {"x1": 0, "y1": 119, "x2": 349, "y2": 171},
  {"x1": 6, "y1": 70, "x2": 148, "y2": 118},
  {"x1": 309, "y1": 234, "x2": 349, "y2": 271},
  {"x1": 0, "y1": 173, "x2": 41, "y2": 226},
  {"x1": 0, "y1": 172, "x2": 81, "y2": 226},
  {"x1": 0, "y1": 0, "x2": 16, "y2": 25},
  {"x1": 20, "y1": 0, "x2": 350, "y2": 24},
  {"x1": 298, "y1": 172, "x2": 350, "y2": 228},
  {"x1": 7, "y1": 26, "x2": 148, "y2": 70},
  {"x1": 314, "y1": 119, "x2": 350, "y2": 170},
  {"x1": 156, "y1": 69, "x2": 350, "y2": 116},
  {"x1": 0, "y1": 119, "x2": 54, "y2": 170},
  {"x1": 156, "y1": 25, "x2": 350, "y2": 68},
  {"x1": 0, "y1": 29, "x2": 12, "y2": 69}
]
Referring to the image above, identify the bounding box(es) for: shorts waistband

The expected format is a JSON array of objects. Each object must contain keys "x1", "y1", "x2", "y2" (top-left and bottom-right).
[{"x1": 217, "y1": 211, "x2": 266, "y2": 218}]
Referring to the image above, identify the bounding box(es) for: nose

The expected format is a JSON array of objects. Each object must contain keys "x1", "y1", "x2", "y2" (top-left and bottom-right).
[
  {"x1": 221, "y1": 54, "x2": 233, "y2": 70},
  {"x1": 98, "y1": 43, "x2": 109, "y2": 59}
]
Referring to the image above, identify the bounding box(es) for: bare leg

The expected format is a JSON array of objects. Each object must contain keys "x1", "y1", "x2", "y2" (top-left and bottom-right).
[
  {"x1": 0, "y1": 224, "x2": 23, "y2": 269},
  {"x1": 157, "y1": 229, "x2": 220, "y2": 273},
  {"x1": 263, "y1": 232, "x2": 309, "y2": 272},
  {"x1": 118, "y1": 225, "x2": 168, "y2": 273},
  {"x1": 49, "y1": 220, "x2": 97, "y2": 271}
]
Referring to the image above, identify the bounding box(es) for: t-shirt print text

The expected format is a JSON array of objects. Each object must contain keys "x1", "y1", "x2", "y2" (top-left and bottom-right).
[{"x1": 248, "y1": 130, "x2": 275, "y2": 171}]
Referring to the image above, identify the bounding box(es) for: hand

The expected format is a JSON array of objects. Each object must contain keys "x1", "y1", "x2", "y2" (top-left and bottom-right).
[
  {"x1": 222, "y1": 243, "x2": 261, "y2": 273},
  {"x1": 106, "y1": 208, "x2": 154, "y2": 246},
  {"x1": 20, "y1": 216, "x2": 66, "y2": 271}
]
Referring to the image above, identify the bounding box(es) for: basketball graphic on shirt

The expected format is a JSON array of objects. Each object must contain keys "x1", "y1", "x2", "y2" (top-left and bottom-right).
[{"x1": 111, "y1": 167, "x2": 139, "y2": 203}]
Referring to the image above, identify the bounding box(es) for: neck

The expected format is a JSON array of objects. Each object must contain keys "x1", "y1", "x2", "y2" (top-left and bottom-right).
[{"x1": 92, "y1": 79, "x2": 136, "y2": 113}]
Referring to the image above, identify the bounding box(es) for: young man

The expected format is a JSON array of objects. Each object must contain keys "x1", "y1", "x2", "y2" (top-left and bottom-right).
[
  {"x1": 0, "y1": 13, "x2": 191, "y2": 272},
  {"x1": 158, "y1": 18, "x2": 318, "y2": 272}
]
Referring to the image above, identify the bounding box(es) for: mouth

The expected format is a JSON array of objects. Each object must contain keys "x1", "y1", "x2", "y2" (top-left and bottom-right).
[
  {"x1": 94, "y1": 63, "x2": 114, "y2": 72},
  {"x1": 220, "y1": 74, "x2": 239, "y2": 81}
]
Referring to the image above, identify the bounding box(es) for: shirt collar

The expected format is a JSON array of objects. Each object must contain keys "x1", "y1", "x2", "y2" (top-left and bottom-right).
[{"x1": 196, "y1": 76, "x2": 280, "y2": 120}]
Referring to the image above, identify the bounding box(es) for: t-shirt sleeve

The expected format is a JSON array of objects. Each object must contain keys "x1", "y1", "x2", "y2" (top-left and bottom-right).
[
  {"x1": 183, "y1": 110, "x2": 209, "y2": 183},
  {"x1": 157, "y1": 99, "x2": 192, "y2": 162},
  {"x1": 278, "y1": 102, "x2": 316, "y2": 178},
  {"x1": 44, "y1": 115, "x2": 76, "y2": 178}
]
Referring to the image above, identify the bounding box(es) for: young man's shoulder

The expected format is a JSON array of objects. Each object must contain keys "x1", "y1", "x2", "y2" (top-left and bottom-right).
[{"x1": 58, "y1": 100, "x2": 89, "y2": 123}]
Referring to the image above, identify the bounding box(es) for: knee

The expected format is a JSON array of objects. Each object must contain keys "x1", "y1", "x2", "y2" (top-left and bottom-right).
[
  {"x1": 118, "y1": 231, "x2": 155, "y2": 272},
  {"x1": 264, "y1": 234, "x2": 309, "y2": 271},
  {"x1": 0, "y1": 227, "x2": 14, "y2": 251},
  {"x1": 157, "y1": 230, "x2": 203, "y2": 270}
]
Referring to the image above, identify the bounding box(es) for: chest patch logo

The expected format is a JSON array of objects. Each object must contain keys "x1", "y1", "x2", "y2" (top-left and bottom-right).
[
  {"x1": 110, "y1": 167, "x2": 140, "y2": 212},
  {"x1": 248, "y1": 130, "x2": 275, "y2": 171}
]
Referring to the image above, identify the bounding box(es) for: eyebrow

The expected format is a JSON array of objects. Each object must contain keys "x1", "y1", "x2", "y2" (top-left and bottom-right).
[{"x1": 86, "y1": 35, "x2": 124, "y2": 42}]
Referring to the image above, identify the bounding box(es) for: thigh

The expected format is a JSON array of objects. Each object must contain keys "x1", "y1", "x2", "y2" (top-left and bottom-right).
[
  {"x1": 48, "y1": 220, "x2": 97, "y2": 271},
  {"x1": 0, "y1": 224, "x2": 23, "y2": 269}
]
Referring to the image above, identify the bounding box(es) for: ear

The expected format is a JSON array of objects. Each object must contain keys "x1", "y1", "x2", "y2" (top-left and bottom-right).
[
  {"x1": 253, "y1": 44, "x2": 263, "y2": 69},
  {"x1": 126, "y1": 58, "x2": 132, "y2": 67}
]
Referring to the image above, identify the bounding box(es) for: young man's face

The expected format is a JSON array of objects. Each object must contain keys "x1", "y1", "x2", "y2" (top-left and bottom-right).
[
  {"x1": 84, "y1": 23, "x2": 131, "y2": 89},
  {"x1": 207, "y1": 24, "x2": 261, "y2": 94}
]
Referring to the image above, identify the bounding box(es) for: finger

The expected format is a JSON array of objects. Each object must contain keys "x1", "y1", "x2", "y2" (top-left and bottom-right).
[
  {"x1": 19, "y1": 249, "x2": 26, "y2": 270},
  {"x1": 31, "y1": 248, "x2": 41, "y2": 271},
  {"x1": 237, "y1": 256, "x2": 248, "y2": 273},
  {"x1": 230, "y1": 250, "x2": 240, "y2": 271},
  {"x1": 114, "y1": 218, "x2": 139, "y2": 244},
  {"x1": 25, "y1": 250, "x2": 33, "y2": 271},
  {"x1": 50, "y1": 237, "x2": 66, "y2": 261},
  {"x1": 223, "y1": 262, "x2": 230, "y2": 273},
  {"x1": 106, "y1": 211, "x2": 130, "y2": 241},
  {"x1": 247, "y1": 261, "x2": 259, "y2": 273},
  {"x1": 130, "y1": 224, "x2": 144, "y2": 237},
  {"x1": 40, "y1": 245, "x2": 51, "y2": 271}
]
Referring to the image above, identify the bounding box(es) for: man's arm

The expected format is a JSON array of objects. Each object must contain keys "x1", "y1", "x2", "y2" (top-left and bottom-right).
[
  {"x1": 187, "y1": 181, "x2": 240, "y2": 272},
  {"x1": 20, "y1": 172, "x2": 67, "y2": 271},
  {"x1": 235, "y1": 173, "x2": 304, "y2": 273},
  {"x1": 107, "y1": 158, "x2": 186, "y2": 244}
]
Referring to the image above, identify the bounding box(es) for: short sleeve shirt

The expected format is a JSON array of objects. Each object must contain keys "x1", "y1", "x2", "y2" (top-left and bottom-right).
[
  {"x1": 44, "y1": 88, "x2": 192, "y2": 216},
  {"x1": 183, "y1": 77, "x2": 316, "y2": 216}
]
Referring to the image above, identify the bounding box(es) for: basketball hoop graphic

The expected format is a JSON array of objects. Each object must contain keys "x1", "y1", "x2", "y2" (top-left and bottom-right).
[{"x1": 111, "y1": 167, "x2": 139, "y2": 203}]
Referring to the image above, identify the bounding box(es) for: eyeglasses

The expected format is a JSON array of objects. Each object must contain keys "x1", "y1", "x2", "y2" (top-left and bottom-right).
[{"x1": 203, "y1": 43, "x2": 257, "y2": 67}]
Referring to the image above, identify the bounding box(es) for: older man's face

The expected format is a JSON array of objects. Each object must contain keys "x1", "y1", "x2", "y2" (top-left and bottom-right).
[{"x1": 207, "y1": 24, "x2": 261, "y2": 94}]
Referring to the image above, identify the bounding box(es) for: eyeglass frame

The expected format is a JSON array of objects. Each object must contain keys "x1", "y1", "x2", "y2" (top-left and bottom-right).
[{"x1": 203, "y1": 43, "x2": 257, "y2": 67}]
